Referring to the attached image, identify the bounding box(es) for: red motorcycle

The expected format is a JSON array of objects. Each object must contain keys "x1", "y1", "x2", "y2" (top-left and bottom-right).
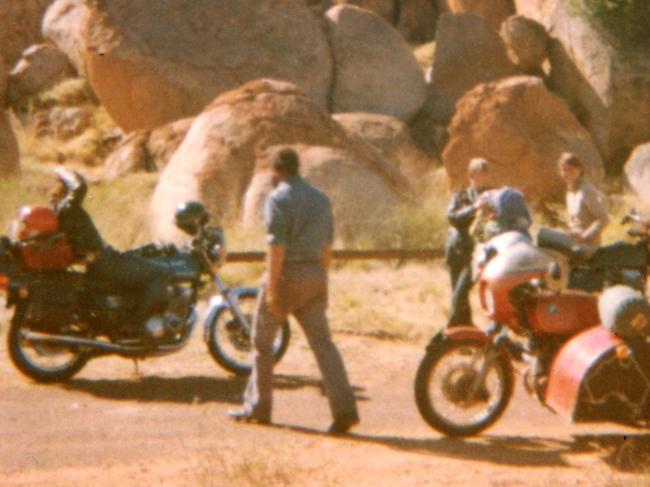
[{"x1": 414, "y1": 228, "x2": 650, "y2": 436}]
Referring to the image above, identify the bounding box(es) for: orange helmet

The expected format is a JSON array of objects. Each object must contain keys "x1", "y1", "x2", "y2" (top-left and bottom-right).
[{"x1": 17, "y1": 205, "x2": 60, "y2": 240}]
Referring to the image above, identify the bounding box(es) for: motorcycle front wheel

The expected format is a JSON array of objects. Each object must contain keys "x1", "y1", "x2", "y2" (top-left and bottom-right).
[
  {"x1": 8, "y1": 304, "x2": 89, "y2": 383},
  {"x1": 414, "y1": 337, "x2": 513, "y2": 437},
  {"x1": 207, "y1": 289, "x2": 291, "y2": 376}
]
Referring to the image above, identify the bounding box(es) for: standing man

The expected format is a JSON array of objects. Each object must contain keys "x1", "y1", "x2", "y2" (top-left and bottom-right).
[
  {"x1": 445, "y1": 157, "x2": 492, "y2": 328},
  {"x1": 229, "y1": 148, "x2": 359, "y2": 435}
]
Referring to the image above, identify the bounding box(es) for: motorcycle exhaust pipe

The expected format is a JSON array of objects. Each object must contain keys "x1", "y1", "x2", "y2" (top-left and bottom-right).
[{"x1": 20, "y1": 330, "x2": 149, "y2": 354}]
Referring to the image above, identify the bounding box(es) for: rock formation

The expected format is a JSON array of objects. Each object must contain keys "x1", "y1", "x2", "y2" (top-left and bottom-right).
[
  {"x1": 151, "y1": 80, "x2": 411, "y2": 243},
  {"x1": 7, "y1": 44, "x2": 75, "y2": 106},
  {"x1": 443, "y1": 76, "x2": 604, "y2": 202},
  {"x1": 514, "y1": 0, "x2": 650, "y2": 173},
  {"x1": 624, "y1": 143, "x2": 650, "y2": 205},
  {"x1": 428, "y1": 13, "x2": 519, "y2": 123},
  {"x1": 325, "y1": 5, "x2": 427, "y2": 121}
]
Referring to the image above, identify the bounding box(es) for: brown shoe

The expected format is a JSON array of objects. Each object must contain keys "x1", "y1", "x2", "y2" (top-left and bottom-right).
[{"x1": 327, "y1": 412, "x2": 359, "y2": 435}]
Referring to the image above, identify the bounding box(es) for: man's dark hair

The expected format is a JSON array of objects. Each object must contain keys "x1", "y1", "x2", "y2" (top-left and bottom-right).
[
  {"x1": 558, "y1": 152, "x2": 584, "y2": 173},
  {"x1": 272, "y1": 148, "x2": 300, "y2": 177}
]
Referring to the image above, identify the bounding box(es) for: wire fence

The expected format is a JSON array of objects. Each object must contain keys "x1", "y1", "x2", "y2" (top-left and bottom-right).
[{"x1": 226, "y1": 248, "x2": 444, "y2": 263}]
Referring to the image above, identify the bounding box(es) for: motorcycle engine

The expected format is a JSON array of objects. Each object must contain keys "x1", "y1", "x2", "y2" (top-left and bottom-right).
[{"x1": 145, "y1": 285, "x2": 195, "y2": 340}]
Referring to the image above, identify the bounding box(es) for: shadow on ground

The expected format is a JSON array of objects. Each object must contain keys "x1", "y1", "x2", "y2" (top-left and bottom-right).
[
  {"x1": 61, "y1": 375, "x2": 247, "y2": 404},
  {"x1": 60, "y1": 373, "x2": 367, "y2": 404},
  {"x1": 273, "y1": 422, "x2": 650, "y2": 472},
  {"x1": 273, "y1": 373, "x2": 368, "y2": 400}
]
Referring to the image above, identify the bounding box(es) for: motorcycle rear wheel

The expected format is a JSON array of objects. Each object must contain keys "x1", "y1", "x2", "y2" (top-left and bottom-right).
[
  {"x1": 207, "y1": 289, "x2": 291, "y2": 376},
  {"x1": 414, "y1": 337, "x2": 513, "y2": 437},
  {"x1": 7, "y1": 304, "x2": 89, "y2": 383}
]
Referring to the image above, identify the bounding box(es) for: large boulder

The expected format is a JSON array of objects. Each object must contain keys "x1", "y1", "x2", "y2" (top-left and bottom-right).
[
  {"x1": 318, "y1": 0, "x2": 440, "y2": 42},
  {"x1": 333, "y1": 112, "x2": 436, "y2": 192},
  {"x1": 69, "y1": 0, "x2": 332, "y2": 132},
  {"x1": 624, "y1": 143, "x2": 650, "y2": 205},
  {"x1": 500, "y1": 15, "x2": 549, "y2": 76},
  {"x1": 443, "y1": 76, "x2": 604, "y2": 202},
  {"x1": 428, "y1": 13, "x2": 519, "y2": 123},
  {"x1": 0, "y1": 0, "x2": 51, "y2": 67},
  {"x1": 325, "y1": 5, "x2": 427, "y2": 121},
  {"x1": 42, "y1": 0, "x2": 90, "y2": 76},
  {"x1": 104, "y1": 117, "x2": 193, "y2": 179},
  {"x1": 514, "y1": 0, "x2": 650, "y2": 173},
  {"x1": 440, "y1": 0, "x2": 514, "y2": 31},
  {"x1": 151, "y1": 79, "x2": 410, "y2": 243},
  {"x1": 6, "y1": 44, "x2": 75, "y2": 106}
]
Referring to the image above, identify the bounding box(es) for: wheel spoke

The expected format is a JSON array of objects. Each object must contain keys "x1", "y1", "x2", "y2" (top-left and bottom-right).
[
  {"x1": 427, "y1": 343, "x2": 506, "y2": 429},
  {"x1": 210, "y1": 293, "x2": 287, "y2": 374}
]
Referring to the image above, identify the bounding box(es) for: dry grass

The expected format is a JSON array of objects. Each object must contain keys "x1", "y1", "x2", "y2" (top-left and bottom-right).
[
  {"x1": 12, "y1": 78, "x2": 120, "y2": 168},
  {"x1": 350, "y1": 193, "x2": 448, "y2": 251},
  {"x1": 328, "y1": 260, "x2": 485, "y2": 343},
  {"x1": 193, "y1": 450, "x2": 295, "y2": 487},
  {"x1": 0, "y1": 164, "x2": 157, "y2": 250}
]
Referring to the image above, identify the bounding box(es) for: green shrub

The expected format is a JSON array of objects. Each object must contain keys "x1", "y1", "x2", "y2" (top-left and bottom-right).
[
  {"x1": 351, "y1": 192, "x2": 448, "y2": 251},
  {"x1": 567, "y1": 0, "x2": 650, "y2": 48}
]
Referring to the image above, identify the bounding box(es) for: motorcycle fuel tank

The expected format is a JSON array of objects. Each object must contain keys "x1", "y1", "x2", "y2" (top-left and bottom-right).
[
  {"x1": 478, "y1": 232, "x2": 568, "y2": 324},
  {"x1": 528, "y1": 290, "x2": 599, "y2": 336}
]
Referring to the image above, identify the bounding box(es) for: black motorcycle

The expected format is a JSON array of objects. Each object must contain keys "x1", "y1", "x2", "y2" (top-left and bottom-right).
[
  {"x1": 537, "y1": 209, "x2": 649, "y2": 293},
  {"x1": 2, "y1": 202, "x2": 289, "y2": 383}
]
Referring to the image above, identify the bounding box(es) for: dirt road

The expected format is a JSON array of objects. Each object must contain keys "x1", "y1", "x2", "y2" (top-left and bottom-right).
[{"x1": 1, "y1": 318, "x2": 648, "y2": 486}]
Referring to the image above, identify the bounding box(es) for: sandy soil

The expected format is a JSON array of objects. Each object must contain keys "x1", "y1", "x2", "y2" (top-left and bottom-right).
[{"x1": 1, "y1": 312, "x2": 649, "y2": 487}]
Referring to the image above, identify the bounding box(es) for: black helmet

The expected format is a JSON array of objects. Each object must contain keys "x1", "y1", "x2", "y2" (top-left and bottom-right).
[{"x1": 174, "y1": 201, "x2": 209, "y2": 235}]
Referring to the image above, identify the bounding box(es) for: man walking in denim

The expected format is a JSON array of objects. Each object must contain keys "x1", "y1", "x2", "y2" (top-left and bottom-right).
[{"x1": 229, "y1": 148, "x2": 359, "y2": 435}]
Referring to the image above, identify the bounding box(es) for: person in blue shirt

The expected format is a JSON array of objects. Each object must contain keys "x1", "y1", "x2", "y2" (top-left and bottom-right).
[{"x1": 229, "y1": 148, "x2": 359, "y2": 435}]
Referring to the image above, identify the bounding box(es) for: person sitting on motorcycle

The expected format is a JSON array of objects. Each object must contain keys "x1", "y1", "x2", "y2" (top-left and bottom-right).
[
  {"x1": 51, "y1": 167, "x2": 172, "y2": 342},
  {"x1": 445, "y1": 157, "x2": 493, "y2": 328},
  {"x1": 558, "y1": 152, "x2": 609, "y2": 250}
]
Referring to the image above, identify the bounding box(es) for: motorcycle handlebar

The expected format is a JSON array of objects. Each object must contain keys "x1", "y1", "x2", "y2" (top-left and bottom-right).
[
  {"x1": 627, "y1": 228, "x2": 649, "y2": 239},
  {"x1": 621, "y1": 209, "x2": 646, "y2": 226}
]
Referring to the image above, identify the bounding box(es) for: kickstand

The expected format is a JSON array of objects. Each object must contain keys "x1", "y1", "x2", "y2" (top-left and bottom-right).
[{"x1": 132, "y1": 359, "x2": 141, "y2": 378}]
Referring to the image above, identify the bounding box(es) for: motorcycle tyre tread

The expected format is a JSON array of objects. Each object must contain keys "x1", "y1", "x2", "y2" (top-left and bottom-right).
[
  {"x1": 414, "y1": 337, "x2": 514, "y2": 437},
  {"x1": 206, "y1": 289, "x2": 291, "y2": 376},
  {"x1": 7, "y1": 304, "x2": 89, "y2": 383}
]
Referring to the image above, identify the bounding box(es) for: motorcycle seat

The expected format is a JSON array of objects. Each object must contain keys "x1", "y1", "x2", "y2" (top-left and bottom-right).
[{"x1": 536, "y1": 228, "x2": 595, "y2": 263}]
